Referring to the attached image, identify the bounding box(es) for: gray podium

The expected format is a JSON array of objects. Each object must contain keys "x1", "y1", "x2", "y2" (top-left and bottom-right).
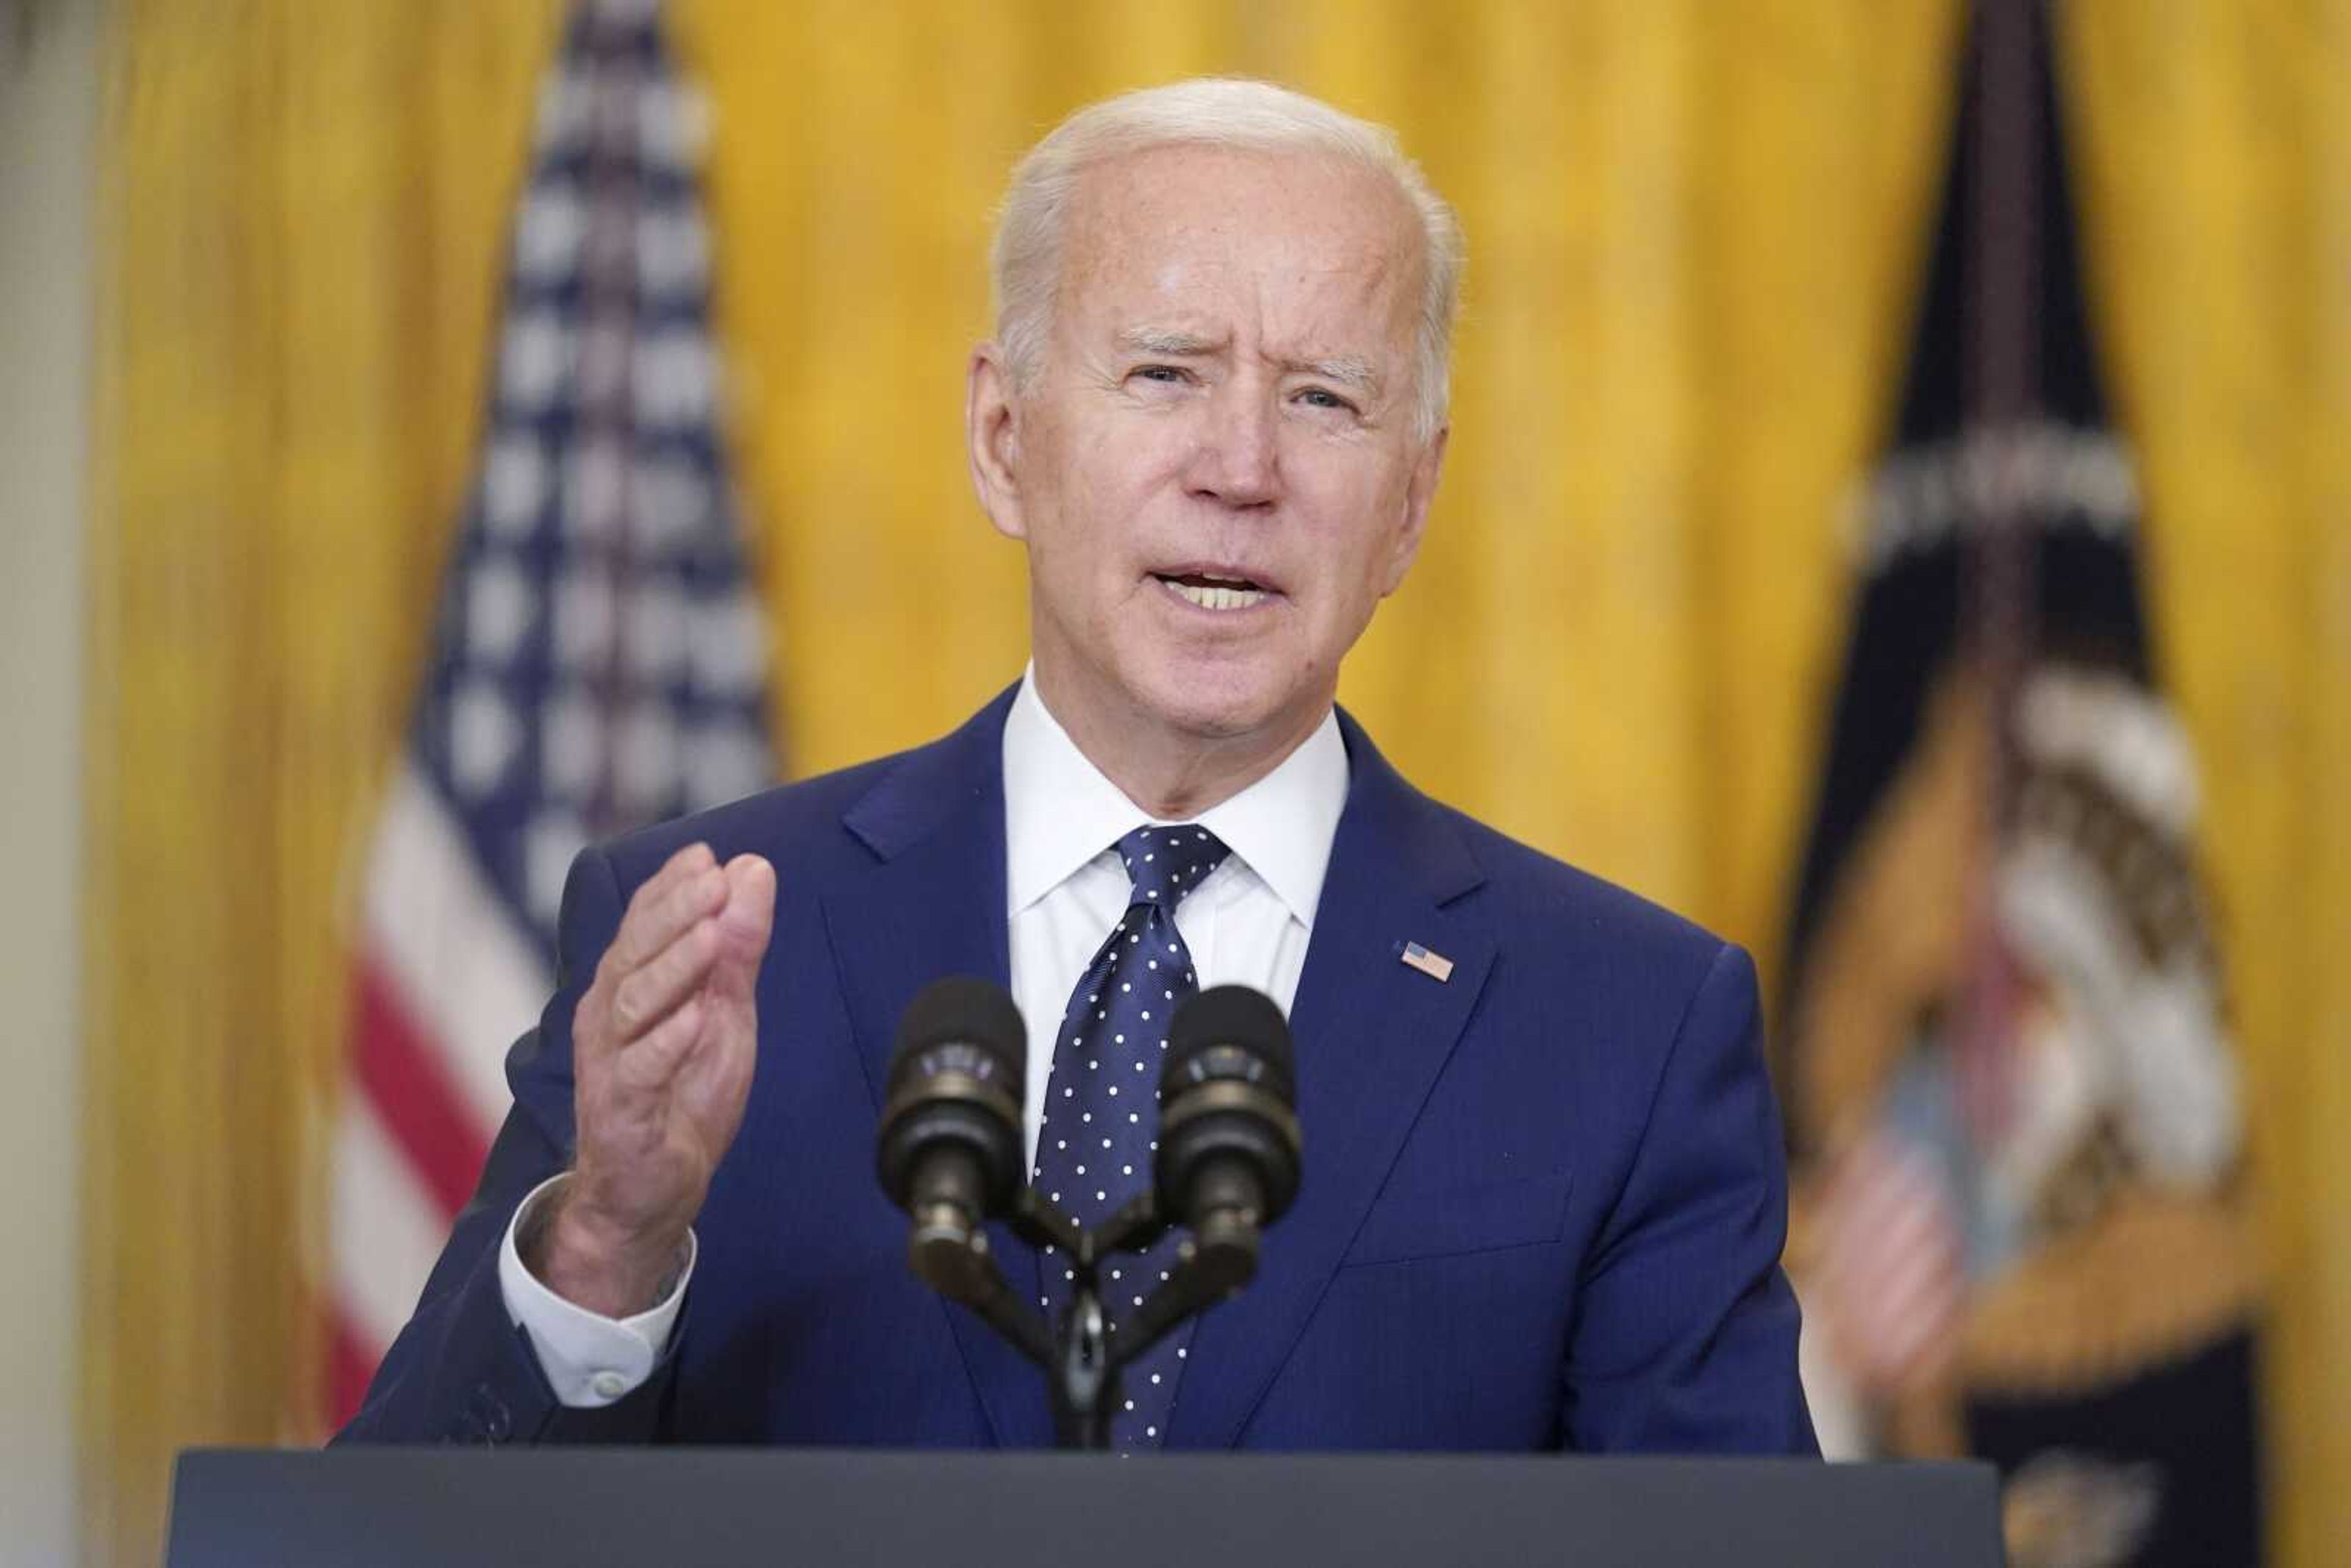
[{"x1": 167, "y1": 1448, "x2": 2003, "y2": 1567}]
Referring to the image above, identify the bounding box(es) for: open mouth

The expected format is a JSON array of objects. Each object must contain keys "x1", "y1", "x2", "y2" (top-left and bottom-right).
[{"x1": 1152, "y1": 569, "x2": 1273, "y2": 612}]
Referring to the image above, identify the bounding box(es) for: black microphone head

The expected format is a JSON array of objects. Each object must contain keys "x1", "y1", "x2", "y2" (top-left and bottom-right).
[
  {"x1": 1163, "y1": 985, "x2": 1294, "y2": 1104},
  {"x1": 1155, "y1": 986, "x2": 1302, "y2": 1229},
  {"x1": 877, "y1": 977, "x2": 1027, "y2": 1217},
  {"x1": 888, "y1": 975, "x2": 1026, "y2": 1092}
]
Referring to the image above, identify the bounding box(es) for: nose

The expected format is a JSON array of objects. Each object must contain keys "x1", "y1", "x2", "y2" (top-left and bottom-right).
[{"x1": 1183, "y1": 383, "x2": 1278, "y2": 510}]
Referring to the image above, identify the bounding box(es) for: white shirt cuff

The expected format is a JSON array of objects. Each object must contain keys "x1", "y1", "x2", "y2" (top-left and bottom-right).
[{"x1": 498, "y1": 1173, "x2": 694, "y2": 1408}]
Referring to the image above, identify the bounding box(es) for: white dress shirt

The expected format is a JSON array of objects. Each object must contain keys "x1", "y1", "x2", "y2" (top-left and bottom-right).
[{"x1": 500, "y1": 671, "x2": 1349, "y2": 1406}]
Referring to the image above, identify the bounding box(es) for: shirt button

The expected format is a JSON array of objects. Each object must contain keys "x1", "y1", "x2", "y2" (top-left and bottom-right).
[{"x1": 590, "y1": 1371, "x2": 628, "y2": 1401}]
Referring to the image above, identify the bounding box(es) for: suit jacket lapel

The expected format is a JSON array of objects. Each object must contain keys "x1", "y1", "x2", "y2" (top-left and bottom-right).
[
  {"x1": 822, "y1": 685, "x2": 1056, "y2": 1448},
  {"x1": 1170, "y1": 711, "x2": 1493, "y2": 1449}
]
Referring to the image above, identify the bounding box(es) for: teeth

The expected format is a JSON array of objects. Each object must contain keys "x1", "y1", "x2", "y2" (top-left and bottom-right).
[{"x1": 1169, "y1": 580, "x2": 1265, "y2": 611}]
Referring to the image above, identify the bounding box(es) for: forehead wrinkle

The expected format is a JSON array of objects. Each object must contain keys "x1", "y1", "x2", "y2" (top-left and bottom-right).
[{"x1": 1065, "y1": 148, "x2": 1422, "y2": 400}]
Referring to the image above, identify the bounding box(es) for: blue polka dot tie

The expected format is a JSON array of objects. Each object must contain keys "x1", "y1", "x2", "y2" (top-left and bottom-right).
[{"x1": 1033, "y1": 823, "x2": 1232, "y2": 1451}]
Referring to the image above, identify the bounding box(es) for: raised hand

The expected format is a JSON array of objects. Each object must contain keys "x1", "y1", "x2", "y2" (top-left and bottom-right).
[{"x1": 528, "y1": 842, "x2": 776, "y2": 1316}]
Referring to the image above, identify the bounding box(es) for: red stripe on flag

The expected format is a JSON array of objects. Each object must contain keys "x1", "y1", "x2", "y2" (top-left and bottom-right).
[
  {"x1": 351, "y1": 955, "x2": 495, "y2": 1222},
  {"x1": 324, "y1": 1302, "x2": 381, "y2": 1433}
]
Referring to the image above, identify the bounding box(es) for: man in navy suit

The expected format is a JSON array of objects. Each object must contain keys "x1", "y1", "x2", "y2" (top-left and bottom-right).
[{"x1": 342, "y1": 78, "x2": 1816, "y2": 1455}]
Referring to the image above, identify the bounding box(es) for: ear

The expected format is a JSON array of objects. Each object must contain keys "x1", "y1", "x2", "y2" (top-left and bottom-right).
[
  {"x1": 1379, "y1": 423, "x2": 1448, "y2": 596},
  {"x1": 966, "y1": 344, "x2": 1027, "y2": 541}
]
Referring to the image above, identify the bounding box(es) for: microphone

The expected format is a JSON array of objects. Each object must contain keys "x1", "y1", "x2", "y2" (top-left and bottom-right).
[
  {"x1": 877, "y1": 977, "x2": 1300, "y2": 1442},
  {"x1": 1153, "y1": 985, "x2": 1302, "y2": 1292},
  {"x1": 877, "y1": 977, "x2": 1027, "y2": 1298}
]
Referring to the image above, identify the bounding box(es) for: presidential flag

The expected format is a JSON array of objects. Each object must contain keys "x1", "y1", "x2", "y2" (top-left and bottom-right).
[
  {"x1": 1779, "y1": 7, "x2": 2263, "y2": 1564},
  {"x1": 323, "y1": 0, "x2": 774, "y2": 1427}
]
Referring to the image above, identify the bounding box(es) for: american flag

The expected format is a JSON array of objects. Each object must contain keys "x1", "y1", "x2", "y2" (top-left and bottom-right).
[
  {"x1": 323, "y1": 0, "x2": 773, "y2": 1427},
  {"x1": 1806, "y1": 1125, "x2": 1968, "y2": 1401}
]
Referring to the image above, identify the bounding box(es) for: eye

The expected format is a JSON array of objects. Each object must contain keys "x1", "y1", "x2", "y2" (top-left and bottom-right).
[
  {"x1": 1130, "y1": 364, "x2": 1190, "y2": 385},
  {"x1": 1293, "y1": 386, "x2": 1359, "y2": 415}
]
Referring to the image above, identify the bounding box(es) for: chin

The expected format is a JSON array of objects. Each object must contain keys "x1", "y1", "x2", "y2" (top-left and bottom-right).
[{"x1": 1124, "y1": 648, "x2": 1306, "y2": 741}]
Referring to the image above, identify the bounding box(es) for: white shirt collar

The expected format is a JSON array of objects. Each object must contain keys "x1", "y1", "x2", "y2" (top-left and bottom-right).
[{"x1": 1002, "y1": 667, "x2": 1348, "y2": 928}]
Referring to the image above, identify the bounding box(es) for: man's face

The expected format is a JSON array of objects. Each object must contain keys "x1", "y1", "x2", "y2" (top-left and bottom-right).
[{"x1": 970, "y1": 144, "x2": 1446, "y2": 754}]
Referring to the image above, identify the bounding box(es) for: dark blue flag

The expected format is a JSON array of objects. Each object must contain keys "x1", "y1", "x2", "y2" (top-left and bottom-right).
[{"x1": 1779, "y1": 8, "x2": 2263, "y2": 1564}]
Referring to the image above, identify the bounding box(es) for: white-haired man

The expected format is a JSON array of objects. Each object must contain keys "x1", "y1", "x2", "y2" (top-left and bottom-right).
[{"x1": 343, "y1": 78, "x2": 1815, "y2": 1455}]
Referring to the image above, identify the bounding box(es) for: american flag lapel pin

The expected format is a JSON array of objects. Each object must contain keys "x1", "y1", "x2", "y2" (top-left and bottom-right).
[{"x1": 1399, "y1": 940, "x2": 1454, "y2": 983}]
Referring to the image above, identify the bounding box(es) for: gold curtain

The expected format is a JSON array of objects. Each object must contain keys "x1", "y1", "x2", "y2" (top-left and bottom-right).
[
  {"x1": 2063, "y1": 4, "x2": 2351, "y2": 1559},
  {"x1": 80, "y1": 2, "x2": 2351, "y2": 1566}
]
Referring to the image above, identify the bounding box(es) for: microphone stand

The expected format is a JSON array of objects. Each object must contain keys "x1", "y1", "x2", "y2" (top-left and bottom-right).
[{"x1": 906, "y1": 1188, "x2": 1262, "y2": 1450}]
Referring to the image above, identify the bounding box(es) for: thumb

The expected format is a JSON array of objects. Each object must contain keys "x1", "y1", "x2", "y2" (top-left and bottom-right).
[{"x1": 713, "y1": 854, "x2": 776, "y2": 978}]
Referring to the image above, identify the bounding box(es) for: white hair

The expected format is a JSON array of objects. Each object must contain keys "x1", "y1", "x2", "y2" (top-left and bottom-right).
[{"x1": 990, "y1": 77, "x2": 1464, "y2": 442}]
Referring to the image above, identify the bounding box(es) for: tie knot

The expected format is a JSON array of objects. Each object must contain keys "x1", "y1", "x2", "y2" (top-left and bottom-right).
[{"x1": 1115, "y1": 823, "x2": 1230, "y2": 911}]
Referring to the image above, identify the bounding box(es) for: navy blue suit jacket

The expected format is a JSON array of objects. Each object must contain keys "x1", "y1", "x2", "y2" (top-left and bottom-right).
[{"x1": 340, "y1": 689, "x2": 1816, "y2": 1454}]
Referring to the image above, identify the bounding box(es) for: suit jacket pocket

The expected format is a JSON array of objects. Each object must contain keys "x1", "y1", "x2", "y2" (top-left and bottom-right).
[{"x1": 1338, "y1": 1168, "x2": 1573, "y2": 1267}]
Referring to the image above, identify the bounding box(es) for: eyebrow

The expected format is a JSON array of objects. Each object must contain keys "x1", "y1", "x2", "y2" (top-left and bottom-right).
[
  {"x1": 1117, "y1": 326, "x2": 1221, "y2": 358},
  {"x1": 1115, "y1": 327, "x2": 1384, "y2": 399},
  {"x1": 1286, "y1": 353, "x2": 1382, "y2": 397}
]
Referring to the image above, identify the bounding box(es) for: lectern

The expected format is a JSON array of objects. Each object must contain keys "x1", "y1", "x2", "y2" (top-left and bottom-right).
[{"x1": 168, "y1": 1448, "x2": 2003, "y2": 1567}]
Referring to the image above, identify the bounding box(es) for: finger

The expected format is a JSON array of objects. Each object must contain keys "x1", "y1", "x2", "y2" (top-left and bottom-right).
[
  {"x1": 708, "y1": 856, "x2": 778, "y2": 998},
  {"x1": 606, "y1": 846, "x2": 727, "y2": 975},
  {"x1": 647, "y1": 839, "x2": 717, "y2": 891},
  {"x1": 673, "y1": 988, "x2": 758, "y2": 1135},
  {"x1": 718, "y1": 855, "x2": 777, "y2": 949},
  {"x1": 612, "y1": 994, "x2": 705, "y2": 1096},
  {"x1": 606, "y1": 914, "x2": 723, "y2": 1047}
]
